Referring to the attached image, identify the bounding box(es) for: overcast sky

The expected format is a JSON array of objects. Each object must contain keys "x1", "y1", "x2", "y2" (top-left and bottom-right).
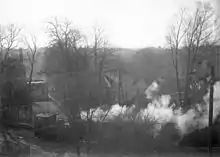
[{"x1": 0, "y1": 0, "x2": 218, "y2": 48}]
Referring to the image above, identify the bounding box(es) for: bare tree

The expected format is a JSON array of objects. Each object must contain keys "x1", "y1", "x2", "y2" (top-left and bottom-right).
[
  {"x1": 92, "y1": 26, "x2": 115, "y2": 87},
  {"x1": 46, "y1": 17, "x2": 85, "y2": 72},
  {"x1": 0, "y1": 24, "x2": 23, "y2": 155},
  {"x1": 167, "y1": 1, "x2": 220, "y2": 109},
  {"x1": 183, "y1": 2, "x2": 220, "y2": 108},
  {"x1": 0, "y1": 26, "x2": 5, "y2": 59},
  {"x1": 166, "y1": 9, "x2": 187, "y2": 106},
  {"x1": 23, "y1": 34, "x2": 38, "y2": 90},
  {"x1": 47, "y1": 17, "x2": 84, "y2": 51},
  {"x1": 92, "y1": 26, "x2": 105, "y2": 72},
  {"x1": 0, "y1": 24, "x2": 21, "y2": 60},
  {"x1": 0, "y1": 24, "x2": 21, "y2": 74}
]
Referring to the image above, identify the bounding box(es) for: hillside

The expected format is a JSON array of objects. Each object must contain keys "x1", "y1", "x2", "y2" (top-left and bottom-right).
[
  {"x1": 129, "y1": 47, "x2": 174, "y2": 82},
  {"x1": 9, "y1": 47, "x2": 177, "y2": 103},
  {"x1": 118, "y1": 47, "x2": 178, "y2": 95}
]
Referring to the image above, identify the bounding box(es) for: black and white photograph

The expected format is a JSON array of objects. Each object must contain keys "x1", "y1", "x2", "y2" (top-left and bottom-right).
[{"x1": 0, "y1": 0, "x2": 220, "y2": 156}]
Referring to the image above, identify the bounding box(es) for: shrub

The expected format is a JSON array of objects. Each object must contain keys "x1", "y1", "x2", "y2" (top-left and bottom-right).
[
  {"x1": 154, "y1": 122, "x2": 181, "y2": 152},
  {"x1": 85, "y1": 119, "x2": 182, "y2": 153}
]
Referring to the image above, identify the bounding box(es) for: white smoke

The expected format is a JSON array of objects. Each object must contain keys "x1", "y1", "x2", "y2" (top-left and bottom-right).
[
  {"x1": 80, "y1": 79, "x2": 220, "y2": 137},
  {"x1": 172, "y1": 81, "x2": 220, "y2": 134}
]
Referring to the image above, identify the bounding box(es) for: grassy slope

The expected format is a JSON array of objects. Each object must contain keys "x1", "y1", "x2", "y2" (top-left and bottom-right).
[
  {"x1": 29, "y1": 47, "x2": 179, "y2": 101},
  {"x1": 119, "y1": 47, "x2": 179, "y2": 95}
]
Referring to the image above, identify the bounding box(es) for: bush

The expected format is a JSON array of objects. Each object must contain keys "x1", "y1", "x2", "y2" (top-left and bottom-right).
[
  {"x1": 154, "y1": 122, "x2": 181, "y2": 152},
  {"x1": 83, "y1": 119, "x2": 182, "y2": 153},
  {"x1": 179, "y1": 123, "x2": 220, "y2": 147}
]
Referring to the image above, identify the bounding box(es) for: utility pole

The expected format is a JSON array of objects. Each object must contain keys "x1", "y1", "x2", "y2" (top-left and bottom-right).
[
  {"x1": 208, "y1": 65, "x2": 215, "y2": 157},
  {"x1": 117, "y1": 69, "x2": 121, "y2": 105}
]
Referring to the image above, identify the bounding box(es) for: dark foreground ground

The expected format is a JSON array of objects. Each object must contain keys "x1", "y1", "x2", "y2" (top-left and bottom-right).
[
  {"x1": 30, "y1": 151, "x2": 220, "y2": 157},
  {"x1": 28, "y1": 138, "x2": 220, "y2": 157}
]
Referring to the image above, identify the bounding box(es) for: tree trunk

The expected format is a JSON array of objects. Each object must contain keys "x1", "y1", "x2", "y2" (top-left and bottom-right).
[
  {"x1": 118, "y1": 69, "x2": 121, "y2": 105},
  {"x1": 28, "y1": 63, "x2": 34, "y2": 92},
  {"x1": 174, "y1": 49, "x2": 182, "y2": 106},
  {"x1": 183, "y1": 49, "x2": 192, "y2": 111}
]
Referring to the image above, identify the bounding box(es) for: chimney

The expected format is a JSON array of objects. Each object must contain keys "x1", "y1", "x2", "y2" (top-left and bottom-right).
[{"x1": 19, "y1": 48, "x2": 23, "y2": 63}]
